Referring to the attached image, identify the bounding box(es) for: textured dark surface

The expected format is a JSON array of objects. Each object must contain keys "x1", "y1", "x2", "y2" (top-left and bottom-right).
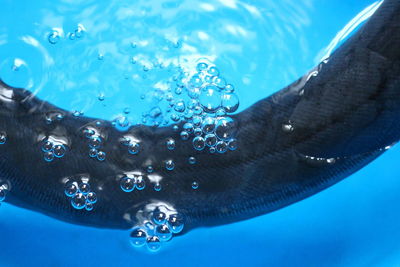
[{"x1": 0, "y1": 0, "x2": 399, "y2": 232}]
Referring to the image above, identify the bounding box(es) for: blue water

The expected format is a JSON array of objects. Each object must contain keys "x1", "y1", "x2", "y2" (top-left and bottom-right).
[{"x1": 1, "y1": 0, "x2": 399, "y2": 266}]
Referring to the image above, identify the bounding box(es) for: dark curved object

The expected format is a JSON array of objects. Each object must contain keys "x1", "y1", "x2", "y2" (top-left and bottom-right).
[{"x1": 0, "y1": 0, "x2": 399, "y2": 232}]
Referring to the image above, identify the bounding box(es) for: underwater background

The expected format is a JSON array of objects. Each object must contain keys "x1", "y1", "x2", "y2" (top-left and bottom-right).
[{"x1": 0, "y1": 0, "x2": 399, "y2": 266}]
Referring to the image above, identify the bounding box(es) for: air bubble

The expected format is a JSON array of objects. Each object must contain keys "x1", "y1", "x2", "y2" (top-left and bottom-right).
[
  {"x1": 193, "y1": 136, "x2": 205, "y2": 151},
  {"x1": 120, "y1": 177, "x2": 135, "y2": 192},
  {"x1": 202, "y1": 117, "x2": 215, "y2": 134},
  {"x1": 155, "y1": 225, "x2": 172, "y2": 241},
  {"x1": 208, "y1": 66, "x2": 219, "y2": 76},
  {"x1": 221, "y1": 93, "x2": 239, "y2": 113},
  {"x1": 180, "y1": 131, "x2": 189, "y2": 141},
  {"x1": 192, "y1": 116, "x2": 202, "y2": 127},
  {"x1": 165, "y1": 160, "x2": 175, "y2": 171},
  {"x1": 89, "y1": 148, "x2": 98, "y2": 158},
  {"x1": 152, "y1": 210, "x2": 167, "y2": 225},
  {"x1": 48, "y1": 31, "x2": 60, "y2": 44},
  {"x1": 196, "y1": 62, "x2": 208, "y2": 72},
  {"x1": 282, "y1": 123, "x2": 294, "y2": 132},
  {"x1": 147, "y1": 166, "x2": 154, "y2": 173},
  {"x1": 188, "y1": 156, "x2": 196, "y2": 164},
  {"x1": 44, "y1": 151, "x2": 54, "y2": 162},
  {"x1": 216, "y1": 141, "x2": 228, "y2": 153},
  {"x1": 85, "y1": 203, "x2": 94, "y2": 211},
  {"x1": 130, "y1": 228, "x2": 147, "y2": 247},
  {"x1": 209, "y1": 147, "x2": 216, "y2": 154},
  {"x1": 147, "y1": 236, "x2": 161, "y2": 252},
  {"x1": 89, "y1": 136, "x2": 102, "y2": 149},
  {"x1": 53, "y1": 144, "x2": 66, "y2": 158},
  {"x1": 0, "y1": 187, "x2": 6, "y2": 202},
  {"x1": 174, "y1": 100, "x2": 185, "y2": 113},
  {"x1": 225, "y1": 84, "x2": 235, "y2": 93},
  {"x1": 86, "y1": 192, "x2": 97, "y2": 204},
  {"x1": 205, "y1": 134, "x2": 217, "y2": 147},
  {"x1": 97, "y1": 151, "x2": 106, "y2": 161},
  {"x1": 194, "y1": 128, "x2": 202, "y2": 136},
  {"x1": 42, "y1": 140, "x2": 53, "y2": 152},
  {"x1": 215, "y1": 117, "x2": 236, "y2": 141},
  {"x1": 71, "y1": 193, "x2": 86, "y2": 210},
  {"x1": 167, "y1": 214, "x2": 184, "y2": 234},
  {"x1": 212, "y1": 76, "x2": 226, "y2": 88},
  {"x1": 154, "y1": 183, "x2": 162, "y2": 191},
  {"x1": 228, "y1": 138, "x2": 238, "y2": 151},
  {"x1": 64, "y1": 182, "x2": 78, "y2": 197},
  {"x1": 183, "y1": 122, "x2": 194, "y2": 134},
  {"x1": 128, "y1": 142, "x2": 140, "y2": 155},
  {"x1": 192, "y1": 181, "x2": 199, "y2": 190},
  {"x1": 166, "y1": 139, "x2": 175, "y2": 150},
  {"x1": 199, "y1": 85, "x2": 221, "y2": 113},
  {"x1": 0, "y1": 133, "x2": 7, "y2": 144},
  {"x1": 135, "y1": 176, "x2": 146, "y2": 190},
  {"x1": 79, "y1": 182, "x2": 91, "y2": 195}
]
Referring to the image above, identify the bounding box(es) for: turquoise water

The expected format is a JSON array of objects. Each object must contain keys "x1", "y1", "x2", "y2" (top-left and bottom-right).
[{"x1": 1, "y1": 0, "x2": 399, "y2": 266}]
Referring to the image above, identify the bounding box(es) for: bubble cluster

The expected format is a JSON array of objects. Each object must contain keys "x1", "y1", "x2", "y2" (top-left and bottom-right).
[
  {"x1": 40, "y1": 138, "x2": 67, "y2": 162},
  {"x1": 64, "y1": 179, "x2": 97, "y2": 211},
  {"x1": 129, "y1": 205, "x2": 185, "y2": 252},
  {"x1": 82, "y1": 127, "x2": 106, "y2": 161},
  {"x1": 119, "y1": 174, "x2": 146, "y2": 192}
]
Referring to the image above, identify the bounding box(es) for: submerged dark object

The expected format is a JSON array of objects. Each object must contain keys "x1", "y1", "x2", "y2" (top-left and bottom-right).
[{"x1": 0, "y1": 0, "x2": 399, "y2": 234}]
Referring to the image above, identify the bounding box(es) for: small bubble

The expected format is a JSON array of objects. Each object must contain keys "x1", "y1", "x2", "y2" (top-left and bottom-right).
[
  {"x1": 120, "y1": 176, "x2": 135, "y2": 192},
  {"x1": 199, "y1": 85, "x2": 221, "y2": 113},
  {"x1": 155, "y1": 225, "x2": 172, "y2": 241},
  {"x1": 98, "y1": 53, "x2": 104, "y2": 60},
  {"x1": 71, "y1": 193, "x2": 86, "y2": 210},
  {"x1": 123, "y1": 107, "x2": 130, "y2": 114},
  {"x1": 154, "y1": 183, "x2": 162, "y2": 192},
  {"x1": 85, "y1": 203, "x2": 94, "y2": 211},
  {"x1": 209, "y1": 146, "x2": 216, "y2": 154},
  {"x1": 212, "y1": 76, "x2": 226, "y2": 88},
  {"x1": 147, "y1": 236, "x2": 161, "y2": 252},
  {"x1": 79, "y1": 182, "x2": 91, "y2": 195},
  {"x1": 86, "y1": 192, "x2": 97, "y2": 204},
  {"x1": 174, "y1": 100, "x2": 185, "y2": 113},
  {"x1": 183, "y1": 122, "x2": 194, "y2": 134},
  {"x1": 205, "y1": 134, "x2": 217, "y2": 147},
  {"x1": 228, "y1": 138, "x2": 238, "y2": 151},
  {"x1": 53, "y1": 144, "x2": 66, "y2": 158},
  {"x1": 216, "y1": 141, "x2": 228, "y2": 153},
  {"x1": 89, "y1": 135, "x2": 102, "y2": 149},
  {"x1": 221, "y1": 93, "x2": 239, "y2": 113},
  {"x1": 0, "y1": 132, "x2": 7, "y2": 144},
  {"x1": 147, "y1": 166, "x2": 154, "y2": 173},
  {"x1": 98, "y1": 93, "x2": 105, "y2": 101},
  {"x1": 196, "y1": 62, "x2": 208, "y2": 72},
  {"x1": 131, "y1": 42, "x2": 137, "y2": 48},
  {"x1": 48, "y1": 31, "x2": 60, "y2": 44},
  {"x1": 89, "y1": 148, "x2": 98, "y2": 158},
  {"x1": 130, "y1": 228, "x2": 147, "y2": 247},
  {"x1": 64, "y1": 182, "x2": 78, "y2": 197},
  {"x1": 68, "y1": 32, "x2": 76, "y2": 40},
  {"x1": 282, "y1": 123, "x2": 294, "y2": 132},
  {"x1": 75, "y1": 25, "x2": 85, "y2": 38},
  {"x1": 188, "y1": 156, "x2": 196, "y2": 164},
  {"x1": 165, "y1": 159, "x2": 175, "y2": 171},
  {"x1": 192, "y1": 181, "x2": 199, "y2": 190},
  {"x1": 327, "y1": 158, "x2": 336, "y2": 164},
  {"x1": 167, "y1": 213, "x2": 184, "y2": 233},
  {"x1": 97, "y1": 151, "x2": 106, "y2": 161},
  {"x1": 0, "y1": 187, "x2": 6, "y2": 202},
  {"x1": 42, "y1": 140, "x2": 53, "y2": 152},
  {"x1": 180, "y1": 131, "x2": 189, "y2": 141},
  {"x1": 225, "y1": 84, "x2": 235, "y2": 93},
  {"x1": 173, "y1": 125, "x2": 179, "y2": 132},
  {"x1": 152, "y1": 210, "x2": 167, "y2": 225},
  {"x1": 192, "y1": 116, "x2": 202, "y2": 127},
  {"x1": 166, "y1": 139, "x2": 175, "y2": 150},
  {"x1": 135, "y1": 176, "x2": 146, "y2": 190},
  {"x1": 215, "y1": 117, "x2": 236, "y2": 141},
  {"x1": 128, "y1": 142, "x2": 140, "y2": 155},
  {"x1": 193, "y1": 136, "x2": 205, "y2": 151},
  {"x1": 202, "y1": 117, "x2": 215, "y2": 134},
  {"x1": 44, "y1": 151, "x2": 54, "y2": 162},
  {"x1": 193, "y1": 127, "x2": 202, "y2": 136},
  {"x1": 208, "y1": 66, "x2": 219, "y2": 76}
]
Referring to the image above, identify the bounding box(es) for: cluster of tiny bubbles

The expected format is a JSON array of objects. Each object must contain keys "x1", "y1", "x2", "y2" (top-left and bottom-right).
[
  {"x1": 48, "y1": 25, "x2": 86, "y2": 45},
  {"x1": 119, "y1": 174, "x2": 146, "y2": 192},
  {"x1": 0, "y1": 132, "x2": 7, "y2": 145},
  {"x1": 128, "y1": 203, "x2": 186, "y2": 252},
  {"x1": 282, "y1": 121, "x2": 294, "y2": 133},
  {"x1": 82, "y1": 127, "x2": 106, "y2": 161},
  {"x1": 41, "y1": 138, "x2": 67, "y2": 162},
  {"x1": 0, "y1": 182, "x2": 9, "y2": 203},
  {"x1": 120, "y1": 136, "x2": 141, "y2": 155},
  {"x1": 64, "y1": 180, "x2": 97, "y2": 211}
]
